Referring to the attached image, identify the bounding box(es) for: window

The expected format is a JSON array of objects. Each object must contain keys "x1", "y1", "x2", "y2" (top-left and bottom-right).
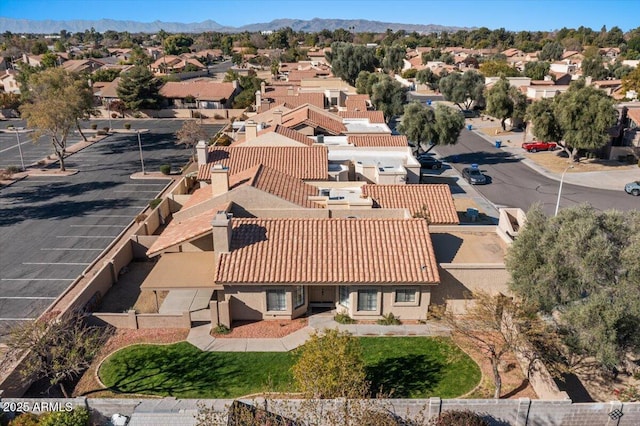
[
  {"x1": 339, "y1": 286, "x2": 350, "y2": 308},
  {"x1": 294, "y1": 285, "x2": 305, "y2": 308},
  {"x1": 266, "y1": 289, "x2": 286, "y2": 311},
  {"x1": 357, "y1": 289, "x2": 377, "y2": 311},
  {"x1": 395, "y1": 288, "x2": 417, "y2": 303}
]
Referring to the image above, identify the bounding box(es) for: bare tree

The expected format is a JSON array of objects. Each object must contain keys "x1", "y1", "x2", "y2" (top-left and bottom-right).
[{"x1": 175, "y1": 120, "x2": 208, "y2": 161}]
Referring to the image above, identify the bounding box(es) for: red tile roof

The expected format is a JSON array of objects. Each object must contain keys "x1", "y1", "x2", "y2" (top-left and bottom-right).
[
  {"x1": 361, "y1": 184, "x2": 459, "y2": 225},
  {"x1": 282, "y1": 106, "x2": 346, "y2": 135},
  {"x1": 345, "y1": 99, "x2": 368, "y2": 111},
  {"x1": 160, "y1": 81, "x2": 236, "y2": 101},
  {"x1": 338, "y1": 110, "x2": 386, "y2": 123},
  {"x1": 256, "y1": 125, "x2": 315, "y2": 146},
  {"x1": 347, "y1": 135, "x2": 408, "y2": 147},
  {"x1": 216, "y1": 218, "x2": 439, "y2": 284},
  {"x1": 229, "y1": 164, "x2": 322, "y2": 208},
  {"x1": 197, "y1": 146, "x2": 328, "y2": 181},
  {"x1": 267, "y1": 93, "x2": 326, "y2": 109}
]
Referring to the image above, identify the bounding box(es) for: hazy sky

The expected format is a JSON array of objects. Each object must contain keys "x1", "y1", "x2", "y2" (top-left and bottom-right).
[{"x1": 2, "y1": 0, "x2": 639, "y2": 32}]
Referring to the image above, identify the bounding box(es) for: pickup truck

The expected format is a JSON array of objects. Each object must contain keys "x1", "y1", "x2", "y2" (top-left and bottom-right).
[{"x1": 521, "y1": 141, "x2": 557, "y2": 152}]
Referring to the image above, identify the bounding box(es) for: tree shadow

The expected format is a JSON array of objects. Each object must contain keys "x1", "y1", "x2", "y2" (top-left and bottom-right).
[
  {"x1": 366, "y1": 354, "x2": 444, "y2": 398},
  {"x1": 501, "y1": 378, "x2": 530, "y2": 399}
]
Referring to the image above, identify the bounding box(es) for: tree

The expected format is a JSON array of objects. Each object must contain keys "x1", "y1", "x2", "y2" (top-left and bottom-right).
[
  {"x1": 581, "y1": 55, "x2": 609, "y2": 80},
  {"x1": 398, "y1": 102, "x2": 464, "y2": 153},
  {"x1": 292, "y1": 328, "x2": 368, "y2": 399},
  {"x1": 370, "y1": 76, "x2": 407, "y2": 121},
  {"x1": 175, "y1": 120, "x2": 208, "y2": 160},
  {"x1": 439, "y1": 70, "x2": 485, "y2": 111},
  {"x1": 355, "y1": 70, "x2": 385, "y2": 95},
  {"x1": 523, "y1": 61, "x2": 550, "y2": 80},
  {"x1": 506, "y1": 205, "x2": 640, "y2": 371},
  {"x1": 19, "y1": 68, "x2": 94, "y2": 171},
  {"x1": 526, "y1": 98, "x2": 563, "y2": 145},
  {"x1": 0, "y1": 92, "x2": 21, "y2": 110},
  {"x1": 91, "y1": 68, "x2": 121, "y2": 82},
  {"x1": 381, "y1": 45, "x2": 405, "y2": 74},
  {"x1": 164, "y1": 34, "x2": 194, "y2": 55},
  {"x1": 116, "y1": 65, "x2": 163, "y2": 111},
  {"x1": 538, "y1": 42, "x2": 564, "y2": 61},
  {"x1": 40, "y1": 52, "x2": 59, "y2": 68},
  {"x1": 554, "y1": 80, "x2": 617, "y2": 160},
  {"x1": 622, "y1": 66, "x2": 640, "y2": 95},
  {"x1": 109, "y1": 99, "x2": 127, "y2": 118},
  {"x1": 433, "y1": 292, "x2": 554, "y2": 399},
  {"x1": 485, "y1": 77, "x2": 528, "y2": 131},
  {"x1": 416, "y1": 68, "x2": 448, "y2": 92},
  {"x1": 5, "y1": 311, "x2": 110, "y2": 397},
  {"x1": 31, "y1": 39, "x2": 48, "y2": 55},
  {"x1": 327, "y1": 42, "x2": 377, "y2": 86},
  {"x1": 478, "y1": 60, "x2": 520, "y2": 77}
]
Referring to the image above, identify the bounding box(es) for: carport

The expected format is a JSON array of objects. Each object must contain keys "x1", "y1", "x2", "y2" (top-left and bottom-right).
[{"x1": 140, "y1": 252, "x2": 220, "y2": 313}]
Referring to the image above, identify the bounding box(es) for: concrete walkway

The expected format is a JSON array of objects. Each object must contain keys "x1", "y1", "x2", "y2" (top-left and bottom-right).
[{"x1": 186, "y1": 314, "x2": 451, "y2": 352}]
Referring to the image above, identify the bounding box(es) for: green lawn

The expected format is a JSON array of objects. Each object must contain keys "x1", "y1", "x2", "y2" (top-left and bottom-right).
[{"x1": 99, "y1": 337, "x2": 480, "y2": 399}]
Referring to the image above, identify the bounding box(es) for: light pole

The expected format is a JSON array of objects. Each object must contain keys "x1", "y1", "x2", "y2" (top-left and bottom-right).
[
  {"x1": 554, "y1": 165, "x2": 574, "y2": 216},
  {"x1": 14, "y1": 128, "x2": 26, "y2": 171},
  {"x1": 136, "y1": 130, "x2": 146, "y2": 175},
  {"x1": 107, "y1": 100, "x2": 112, "y2": 131}
]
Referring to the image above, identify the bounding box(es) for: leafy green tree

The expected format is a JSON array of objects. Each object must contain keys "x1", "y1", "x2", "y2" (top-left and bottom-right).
[
  {"x1": 116, "y1": 65, "x2": 163, "y2": 111},
  {"x1": 554, "y1": 80, "x2": 617, "y2": 159},
  {"x1": 292, "y1": 328, "x2": 368, "y2": 398},
  {"x1": 0, "y1": 92, "x2": 21, "y2": 110},
  {"x1": 398, "y1": 102, "x2": 464, "y2": 153},
  {"x1": 581, "y1": 55, "x2": 609, "y2": 79},
  {"x1": 485, "y1": 77, "x2": 528, "y2": 131},
  {"x1": 370, "y1": 76, "x2": 407, "y2": 121},
  {"x1": 327, "y1": 42, "x2": 377, "y2": 86},
  {"x1": 479, "y1": 60, "x2": 521, "y2": 77},
  {"x1": 53, "y1": 39, "x2": 66, "y2": 52},
  {"x1": 39, "y1": 407, "x2": 90, "y2": 426},
  {"x1": 538, "y1": 42, "x2": 564, "y2": 61},
  {"x1": 439, "y1": 70, "x2": 485, "y2": 111},
  {"x1": 91, "y1": 68, "x2": 121, "y2": 82},
  {"x1": 622, "y1": 66, "x2": 640, "y2": 95},
  {"x1": 40, "y1": 52, "x2": 59, "y2": 68},
  {"x1": 507, "y1": 205, "x2": 640, "y2": 371},
  {"x1": 355, "y1": 70, "x2": 385, "y2": 95},
  {"x1": 19, "y1": 68, "x2": 94, "y2": 171},
  {"x1": 416, "y1": 68, "x2": 448, "y2": 92},
  {"x1": 5, "y1": 311, "x2": 111, "y2": 397},
  {"x1": 31, "y1": 39, "x2": 48, "y2": 55},
  {"x1": 164, "y1": 34, "x2": 194, "y2": 55},
  {"x1": 523, "y1": 61, "x2": 550, "y2": 80},
  {"x1": 526, "y1": 98, "x2": 563, "y2": 144},
  {"x1": 381, "y1": 45, "x2": 405, "y2": 74}
]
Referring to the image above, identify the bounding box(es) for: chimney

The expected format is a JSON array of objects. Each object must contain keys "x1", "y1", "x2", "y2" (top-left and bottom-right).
[
  {"x1": 211, "y1": 211, "x2": 232, "y2": 253},
  {"x1": 245, "y1": 120, "x2": 257, "y2": 141},
  {"x1": 232, "y1": 79, "x2": 239, "y2": 90},
  {"x1": 255, "y1": 90, "x2": 262, "y2": 108},
  {"x1": 210, "y1": 164, "x2": 229, "y2": 197},
  {"x1": 287, "y1": 86, "x2": 294, "y2": 96},
  {"x1": 273, "y1": 109, "x2": 283, "y2": 125},
  {"x1": 260, "y1": 81, "x2": 266, "y2": 94},
  {"x1": 196, "y1": 140, "x2": 208, "y2": 166}
]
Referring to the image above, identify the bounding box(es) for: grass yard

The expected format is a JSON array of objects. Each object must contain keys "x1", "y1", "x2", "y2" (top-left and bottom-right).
[{"x1": 99, "y1": 337, "x2": 480, "y2": 399}]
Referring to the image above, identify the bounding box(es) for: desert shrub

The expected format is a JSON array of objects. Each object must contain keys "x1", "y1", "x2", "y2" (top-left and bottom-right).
[
  {"x1": 124, "y1": 122, "x2": 131, "y2": 130},
  {"x1": 429, "y1": 410, "x2": 490, "y2": 426},
  {"x1": 102, "y1": 127, "x2": 110, "y2": 132},
  {"x1": 159, "y1": 164, "x2": 171, "y2": 175},
  {"x1": 90, "y1": 123, "x2": 97, "y2": 130},
  {"x1": 334, "y1": 312, "x2": 356, "y2": 324},
  {"x1": 96, "y1": 130, "x2": 106, "y2": 135},
  {"x1": 377, "y1": 312, "x2": 401, "y2": 325},
  {"x1": 149, "y1": 198, "x2": 162, "y2": 209},
  {"x1": 213, "y1": 324, "x2": 231, "y2": 335}
]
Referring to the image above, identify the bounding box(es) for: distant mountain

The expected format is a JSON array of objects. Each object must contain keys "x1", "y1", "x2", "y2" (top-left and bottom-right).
[{"x1": 0, "y1": 17, "x2": 471, "y2": 34}]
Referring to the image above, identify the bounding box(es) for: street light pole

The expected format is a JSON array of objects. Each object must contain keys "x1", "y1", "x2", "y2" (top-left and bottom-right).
[
  {"x1": 107, "y1": 101, "x2": 112, "y2": 131},
  {"x1": 137, "y1": 130, "x2": 146, "y2": 175},
  {"x1": 554, "y1": 165, "x2": 574, "y2": 216},
  {"x1": 14, "y1": 129, "x2": 26, "y2": 171}
]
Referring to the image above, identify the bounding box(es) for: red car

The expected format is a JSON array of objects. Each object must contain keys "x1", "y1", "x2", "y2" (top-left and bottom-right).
[{"x1": 522, "y1": 141, "x2": 557, "y2": 152}]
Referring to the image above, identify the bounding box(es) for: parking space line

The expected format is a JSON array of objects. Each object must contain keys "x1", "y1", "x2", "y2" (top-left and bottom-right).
[
  {"x1": 0, "y1": 318, "x2": 36, "y2": 321},
  {"x1": 85, "y1": 215, "x2": 133, "y2": 218},
  {"x1": 114, "y1": 190, "x2": 160, "y2": 193},
  {"x1": 69, "y1": 224, "x2": 123, "y2": 228},
  {"x1": 1, "y1": 278, "x2": 75, "y2": 281},
  {"x1": 41, "y1": 248, "x2": 104, "y2": 251},
  {"x1": 0, "y1": 297, "x2": 57, "y2": 300},
  {"x1": 122, "y1": 183, "x2": 166, "y2": 186},
  {"x1": 23, "y1": 262, "x2": 90, "y2": 265}
]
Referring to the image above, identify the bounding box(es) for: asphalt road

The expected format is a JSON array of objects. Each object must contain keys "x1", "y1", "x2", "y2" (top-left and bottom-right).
[
  {"x1": 0, "y1": 120, "x2": 224, "y2": 340},
  {"x1": 431, "y1": 129, "x2": 640, "y2": 215}
]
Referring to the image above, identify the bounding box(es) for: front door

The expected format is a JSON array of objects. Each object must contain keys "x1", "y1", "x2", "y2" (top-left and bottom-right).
[{"x1": 309, "y1": 286, "x2": 335, "y2": 306}]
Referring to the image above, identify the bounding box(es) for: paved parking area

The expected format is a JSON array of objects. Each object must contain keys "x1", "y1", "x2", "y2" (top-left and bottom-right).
[{"x1": 0, "y1": 120, "x2": 224, "y2": 340}]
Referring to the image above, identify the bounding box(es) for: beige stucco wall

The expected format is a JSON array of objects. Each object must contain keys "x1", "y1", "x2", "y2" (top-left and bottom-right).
[
  {"x1": 339, "y1": 286, "x2": 432, "y2": 320},
  {"x1": 224, "y1": 285, "x2": 309, "y2": 321}
]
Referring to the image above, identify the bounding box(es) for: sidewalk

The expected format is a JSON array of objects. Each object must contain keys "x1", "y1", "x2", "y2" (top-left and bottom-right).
[
  {"x1": 186, "y1": 315, "x2": 451, "y2": 352},
  {"x1": 467, "y1": 118, "x2": 638, "y2": 191}
]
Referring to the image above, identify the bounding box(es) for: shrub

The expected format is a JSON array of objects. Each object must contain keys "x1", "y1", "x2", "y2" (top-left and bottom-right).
[
  {"x1": 96, "y1": 130, "x2": 106, "y2": 135},
  {"x1": 133, "y1": 112, "x2": 142, "y2": 118},
  {"x1": 90, "y1": 123, "x2": 97, "y2": 130},
  {"x1": 159, "y1": 164, "x2": 171, "y2": 175},
  {"x1": 39, "y1": 407, "x2": 90, "y2": 426},
  {"x1": 111, "y1": 113, "x2": 118, "y2": 119},
  {"x1": 6, "y1": 165, "x2": 20, "y2": 174},
  {"x1": 213, "y1": 113, "x2": 225, "y2": 119},
  {"x1": 213, "y1": 324, "x2": 231, "y2": 335},
  {"x1": 124, "y1": 122, "x2": 131, "y2": 130},
  {"x1": 102, "y1": 127, "x2": 110, "y2": 132},
  {"x1": 377, "y1": 312, "x2": 401, "y2": 325},
  {"x1": 429, "y1": 410, "x2": 490, "y2": 426},
  {"x1": 149, "y1": 198, "x2": 162, "y2": 209},
  {"x1": 7, "y1": 412, "x2": 40, "y2": 426},
  {"x1": 402, "y1": 68, "x2": 417, "y2": 79},
  {"x1": 334, "y1": 312, "x2": 356, "y2": 324}
]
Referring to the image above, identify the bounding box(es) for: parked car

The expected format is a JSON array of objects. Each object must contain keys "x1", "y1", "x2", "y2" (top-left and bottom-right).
[
  {"x1": 460, "y1": 109, "x2": 478, "y2": 118},
  {"x1": 625, "y1": 181, "x2": 640, "y2": 196},
  {"x1": 462, "y1": 164, "x2": 488, "y2": 185},
  {"x1": 522, "y1": 141, "x2": 557, "y2": 152},
  {"x1": 417, "y1": 154, "x2": 443, "y2": 169}
]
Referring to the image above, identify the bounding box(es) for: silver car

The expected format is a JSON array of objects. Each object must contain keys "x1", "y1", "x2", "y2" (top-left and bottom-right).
[{"x1": 462, "y1": 165, "x2": 487, "y2": 185}]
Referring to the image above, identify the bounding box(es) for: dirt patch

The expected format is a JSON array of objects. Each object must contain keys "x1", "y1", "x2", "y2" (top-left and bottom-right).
[
  {"x1": 73, "y1": 328, "x2": 188, "y2": 398},
  {"x1": 97, "y1": 261, "x2": 166, "y2": 314},
  {"x1": 525, "y1": 151, "x2": 637, "y2": 174},
  {"x1": 452, "y1": 333, "x2": 538, "y2": 399},
  {"x1": 453, "y1": 198, "x2": 495, "y2": 225},
  {"x1": 213, "y1": 318, "x2": 308, "y2": 339}
]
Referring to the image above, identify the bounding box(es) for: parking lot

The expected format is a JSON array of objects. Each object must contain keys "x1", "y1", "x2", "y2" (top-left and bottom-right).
[{"x1": 0, "y1": 119, "x2": 224, "y2": 340}]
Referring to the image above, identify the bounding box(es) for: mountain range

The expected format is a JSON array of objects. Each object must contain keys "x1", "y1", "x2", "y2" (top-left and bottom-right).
[{"x1": 0, "y1": 17, "x2": 471, "y2": 34}]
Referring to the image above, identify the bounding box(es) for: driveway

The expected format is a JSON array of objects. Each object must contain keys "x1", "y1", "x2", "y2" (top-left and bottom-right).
[{"x1": 0, "y1": 120, "x2": 224, "y2": 340}]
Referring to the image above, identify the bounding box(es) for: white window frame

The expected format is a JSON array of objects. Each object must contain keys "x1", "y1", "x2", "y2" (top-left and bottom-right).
[
  {"x1": 266, "y1": 289, "x2": 286, "y2": 312},
  {"x1": 394, "y1": 288, "x2": 419, "y2": 306}
]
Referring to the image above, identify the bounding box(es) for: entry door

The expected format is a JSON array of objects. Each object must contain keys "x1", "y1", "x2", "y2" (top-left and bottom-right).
[{"x1": 309, "y1": 286, "x2": 334, "y2": 304}]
